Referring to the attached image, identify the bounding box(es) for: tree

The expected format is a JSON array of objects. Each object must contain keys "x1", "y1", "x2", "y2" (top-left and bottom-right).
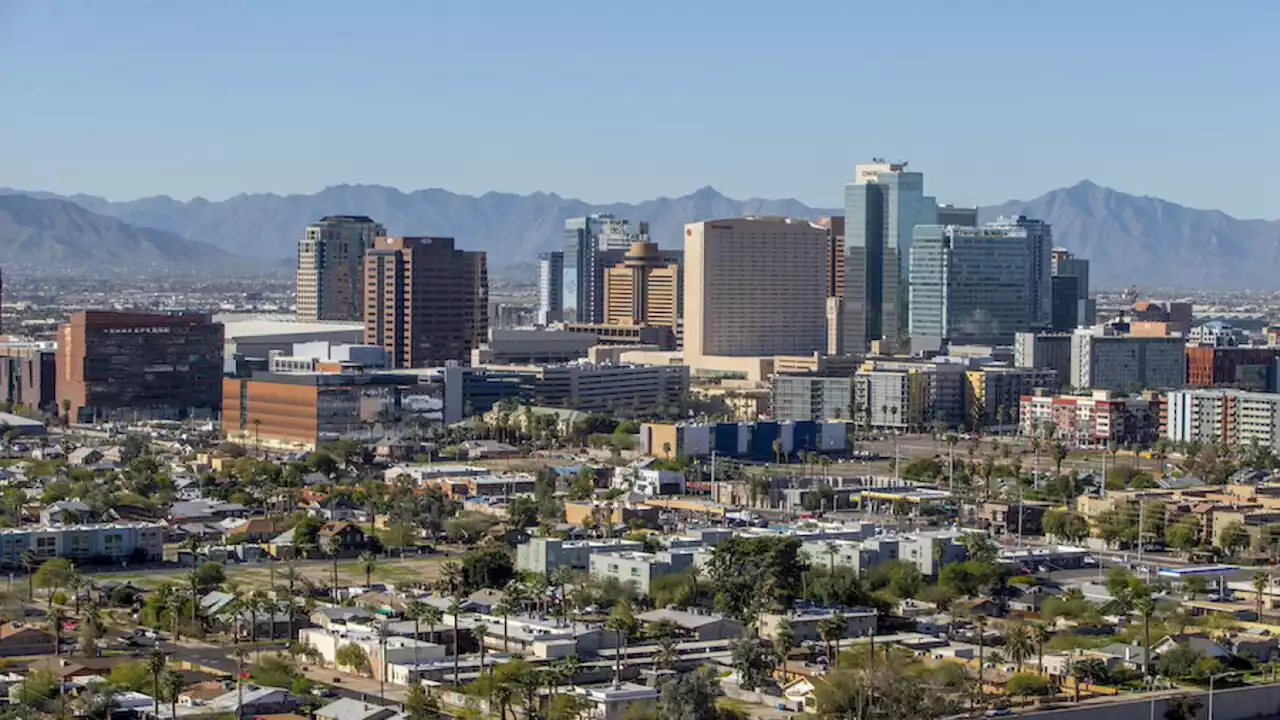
[
  {"x1": 1002, "y1": 623, "x2": 1033, "y2": 671},
  {"x1": 163, "y1": 670, "x2": 185, "y2": 720},
  {"x1": 404, "y1": 682, "x2": 441, "y2": 720},
  {"x1": 1156, "y1": 644, "x2": 1199, "y2": 679},
  {"x1": 49, "y1": 607, "x2": 67, "y2": 657},
  {"x1": 335, "y1": 643, "x2": 371, "y2": 675},
  {"x1": 20, "y1": 548, "x2": 36, "y2": 601},
  {"x1": 1253, "y1": 571, "x2": 1271, "y2": 620},
  {"x1": 359, "y1": 550, "x2": 378, "y2": 587},
  {"x1": 729, "y1": 634, "x2": 776, "y2": 691},
  {"x1": 658, "y1": 666, "x2": 723, "y2": 720},
  {"x1": 145, "y1": 649, "x2": 167, "y2": 719},
  {"x1": 448, "y1": 596, "x2": 463, "y2": 687},
  {"x1": 231, "y1": 647, "x2": 250, "y2": 720},
  {"x1": 1220, "y1": 521, "x2": 1250, "y2": 557},
  {"x1": 1164, "y1": 694, "x2": 1203, "y2": 720},
  {"x1": 33, "y1": 557, "x2": 73, "y2": 610},
  {"x1": 818, "y1": 616, "x2": 845, "y2": 668},
  {"x1": 1166, "y1": 520, "x2": 1199, "y2": 556},
  {"x1": 1031, "y1": 622, "x2": 1051, "y2": 674},
  {"x1": 1135, "y1": 595, "x2": 1157, "y2": 679},
  {"x1": 605, "y1": 601, "x2": 638, "y2": 685},
  {"x1": 706, "y1": 536, "x2": 806, "y2": 620},
  {"x1": 280, "y1": 565, "x2": 301, "y2": 641},
  {"x1": 773, "y1": 619, "x2": 795, "y2": 681}
]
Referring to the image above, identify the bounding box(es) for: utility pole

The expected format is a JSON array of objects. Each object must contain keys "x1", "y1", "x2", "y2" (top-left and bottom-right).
[
  {"x1": 948, "y1": 441, "x2": 955, "y2": 494},
  {"x1": 1137, "y1": 500, "x2": 1145, "y2": 567}
]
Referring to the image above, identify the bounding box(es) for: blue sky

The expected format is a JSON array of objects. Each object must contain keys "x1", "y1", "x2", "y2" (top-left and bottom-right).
[{"x1": 1, "y1": 1, "x2": 1277, "y2": 217}]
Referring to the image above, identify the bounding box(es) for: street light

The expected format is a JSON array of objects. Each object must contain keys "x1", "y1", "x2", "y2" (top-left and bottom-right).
[{"x1": 1208, "y1": 670, "x2": 1239, "y2": 719}]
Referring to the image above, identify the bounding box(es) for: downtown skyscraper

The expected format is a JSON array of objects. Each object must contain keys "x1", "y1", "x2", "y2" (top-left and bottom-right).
[
  {"x1": 561, "y1": 214, "x2": 651, "y2": 324},
  {"x1": 296, "y1": 215, "x2": 386, "y2": 322},
  {"x1": 842, "y1": 161, "x2": 938, "y2": 352}
]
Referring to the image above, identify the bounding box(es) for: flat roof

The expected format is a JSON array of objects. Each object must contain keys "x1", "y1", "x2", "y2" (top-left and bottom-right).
[
  {"x1": 1158, "y1": 565, "x2": 1240, "y2": 577},
  {"x1": 219, "y1": 315, "x2": 363, "y2": 339},
  {"x1": 0, "y1": 412, "x2": 44, "y2": 428}
]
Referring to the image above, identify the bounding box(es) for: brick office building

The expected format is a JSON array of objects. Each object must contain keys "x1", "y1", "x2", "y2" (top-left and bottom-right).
[{"x1": 57, "y1": 311, "x2": 223, "y2": 423}]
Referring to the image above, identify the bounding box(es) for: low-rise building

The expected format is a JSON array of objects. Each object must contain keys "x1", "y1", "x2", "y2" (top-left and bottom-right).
[
  {"x1": 759, "y1": 607, "x2": 877, "y2": 644},
  {"x1": 771, "y1": 374, "x2": 854, "y2": 422},
  {"x1": 637, "y1": 608, "x2": 744, "y2": 641},
  {"x1": 965, "y1": 366, "x2": 1058, "y2": 432},
  {"x1": 639, "y1": 419, "x2": 848, "y2": 460},
  {"x1": 588, "y1": 550, "x2": 695, "y2": 596},
  {"x1": 0, "y1": 522, "x2": 164, "y2": 566},
  {"x1": 298, "y1": 626, "x2": 446, "y2": 682},
  {"x1": 853, "y1": 358, "x2": 967, "y2": 431},
  {"x1": 564, "y1": 501, "x2": 659, "y2": 530},
  {"x1": 1166, "y1": 388, "x2": 1280, "y2": 447},
  {"x1": 515, "y1": 538, "x2": 643, "y2": 575}
]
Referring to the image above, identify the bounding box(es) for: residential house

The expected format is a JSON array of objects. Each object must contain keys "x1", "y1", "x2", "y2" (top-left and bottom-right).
[
  {"x1": 40, "y1": 500, "x2": 91, "y2": 526},
  {"x1": 67, "y1": 448, "x2": 103, "y2": 467},
  {"x1": 1093, "y1": 643, "x2": 1152, "y2": 670},
  {"x1": 575, "y1": 683, "x2": 659, "y2": 720},
  {"x1": 317, "y1": 522, "x2": 367, "y2": 557},
  {"x1": 1153, "y1": 634, "x2": 1232, "y2": 660},
  {"x1": 224, "y1": 517, "x2": 281, "y2": 543},
  {"x1": 0, "y1": 624, "x2": 56, "y2": 656},
  {"x1": 314, "y1": 698, "x2": 402, "y2": 720},
  {"x1": 168, "y1": 499, "x2": 248, "y2": 523},
  {"x1": 459, "y1": 440, "x2": 519, "y2": 459}
]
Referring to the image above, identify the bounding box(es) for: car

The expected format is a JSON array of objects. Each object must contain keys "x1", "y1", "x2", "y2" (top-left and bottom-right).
[
  {"x1": 311, "y1": 687, "x2": 334, "y2": 697},
  {"x1": 984, "y1": 709, "x2": 1012, "y2": 717},
  {"x1": 1082, "y1": 556, "x2": 1097, "y2": 566}
]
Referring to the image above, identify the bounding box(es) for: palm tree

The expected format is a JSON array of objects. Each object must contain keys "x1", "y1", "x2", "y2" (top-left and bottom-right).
[
  {"x1": 605, "y1": 601, "x2": 637, "y2": 686},
  {"x1": 376, "y1": 621, "x2": 391, "y2": 702},
  {"x1": 359, "y1": 550, "x2": 378, "y2": 588},
  {"x1": 20, "y1": 548, "x2": 36, "y2": 600},
  {"x1": 183, "y1": 569, "x2": 203, "y2": 636},
  {"x1": 1002, "y1": 623, "x2": 1033, "y2": 671},
  {"x1": 975, "y1": 614, "x2": 987, "y2": 706},
  {"x1": 168, "y1": 590, "x2": 186, "y2": 641},
  {"x1": 448, "y1": 596, "x2": 463, "y2": 686},
  {"x1": 1253, "y1": 571, "x2": 1271, "y2": 621},
  {"x1": 1134, "y1": 595, "x2": 1157, "y2": 680},
  {"x1": 280, "y1": 565, "x2": 301, "y2": 642},
  {"x1": 548, "y1": 566, "x2": 573, "y2": 622},
  {"x1": 1031, "y1": 622, "x2": 1051, "y2": 674},
  {"x1": 773, "y1": 619, "x2": 795, "y2": 681},
  {"x1": 404, "y1": 600, "x2": 429, "y2": 668},
  {"x1": 473, "y1": 621, "x2": 491, "y2": 709},
  {"x1": 654, "y1": 635, "x2": 679, "y2": 671},
  {"x1": 145, "y1": 649, "x2": 167, "y2": 719},
  {"x1": 231, "y1": 647, "x2": 250, "y2": 720},
  {"x1": 771, "y1": 439, "x2": 784, "y2": 465},
  {"x1": 817, "y1": 616, "x2": 842, "y2": 668},
  {"x1": 494, "y1": 595, "x2": 518, "y2": 653},
  {"x1": 163, "y1": 669, "x2": 185, "y2": 720},
  {"x1": 50, "y1": 607, "x2": 67, "y2": 657}
]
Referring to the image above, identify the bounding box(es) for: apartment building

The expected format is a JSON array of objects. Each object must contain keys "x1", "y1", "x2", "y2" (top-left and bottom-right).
[
  {"x1": 1070, "y1": 326, "x2": 1186, "y2": 392},
  {"x1": 965, "y1": 366, "x2": 1059, "y2": 431},
  {"x1": 1166, "y1": 388, "x2": 1280, "y2": 447},
  {"x1": 296, "y1": 216, "x2": 386, "y2": 322},
  {"x1": 852, "y1": 358, "x2": 966, "y2": 431},
  {"x1": 1019, "y1": 389, "x2": 1161, "y2": 446},
  {"x1": 57, "y1": 311, "x2": 224, "y2": 423},
  {"x1": 588, "y1": 549, "x2": 696, "y2": 596},
  {"x1": 364, "y1": 236, "x2": 488, "y2": 368},
  {"x1": 684, "y1": 217, "x2": 827, "y2": 360},
  {"x1": 772, "y1": 374, "x2": 854, "y2": 422},
  {"x1": 516, "y1": 538, "x2": 644, "y2": 575},
  {"x1": 800, "y1": 530, "x2": 967, "y2": 577},
  {"x1": 0, "y1": 522, "x2": 164, "y2": 566}
]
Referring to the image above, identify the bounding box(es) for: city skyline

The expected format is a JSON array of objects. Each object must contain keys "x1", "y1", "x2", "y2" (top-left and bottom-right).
[{"x1": 2, "y1": 2, "x2": 1279, "y2": 219}]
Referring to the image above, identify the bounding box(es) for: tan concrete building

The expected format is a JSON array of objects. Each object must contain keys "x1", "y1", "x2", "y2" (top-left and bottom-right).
[
  {"x1": 684, "y1": 217, "x2": 827, "y2": 361},
  {"x1": 364, "y1": 236, "x2": 488, "y2": 368},
  {"x1": 296, "y1": 215, "x2": 386, "y2": 322},
  {"x1": 603, "y1": 241, "x2": 680, "y2": 330}
]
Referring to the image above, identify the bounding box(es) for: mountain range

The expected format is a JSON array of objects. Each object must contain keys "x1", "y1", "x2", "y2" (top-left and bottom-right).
[
  {"x1": 3, "y1": 181, "x2": 1280, "y2": 288},
  {"x1": 0, "y1": 194, "x2": 250, "y2": 274}
]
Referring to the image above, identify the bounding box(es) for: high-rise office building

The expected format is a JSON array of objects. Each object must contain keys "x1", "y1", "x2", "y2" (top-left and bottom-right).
[
  {"x1": 907, "y1": 223, "x2": 1044, "y2": 350},
  {"x1": 1014, "y1": 331, "x2": 1073, "y2": 384},
  {"x1": 937, "y1": 205, "x2": 979, "y2": 226},
  {"x1": 843, "y1": 161, "x2": 938, "y2": 352},
  {"x1": 987, "y1": 216, "x2": 1052, "y2": 331},
  {"x1": 57, "y1": 311, "x2": 224, "y2": 423},
  {"x1": 536, "y1": 251, "x2": 564, "y2": 325},
  {"x1": 817, "y1": 216, "x2": 845, "y2": 298},
  {"x1": 603, "y1": 242, "x2": 680, "y2": 331},
  {"x1": 1050, "y1": 248, "x2": 1093, "y2": 330},
  {"x1": 562, "y1": 214, "x2": 650, "y2": 324},
  {"x1": 364, "y1": 236, "x2": 488, "y2": 368},
  {"x1": 684, "y1": 218, "x2": 827, "y2": 359},
  {"x1": 296, "y1": 215, "x2": 386, "y2": 322}
]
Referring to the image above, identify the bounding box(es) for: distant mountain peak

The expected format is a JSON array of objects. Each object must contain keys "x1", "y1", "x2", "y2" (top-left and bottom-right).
[{"x1": 4, "y1": 181, "x2": 1277, "y2": 289}]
